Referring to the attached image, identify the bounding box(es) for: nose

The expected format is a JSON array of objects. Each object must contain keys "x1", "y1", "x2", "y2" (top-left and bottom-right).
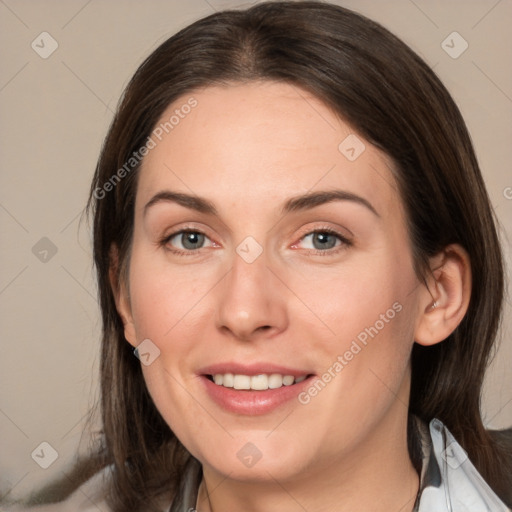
[{"x1": 215, "y1": 249, "x2": 288, "y2": 342}]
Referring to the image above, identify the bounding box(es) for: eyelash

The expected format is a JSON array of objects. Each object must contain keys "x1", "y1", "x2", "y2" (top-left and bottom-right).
[
  {"x1": 293, "y1": 227, "x2": 352, "y2": 256},
  {"x1": 159, "y1": 228, "x2": 215, "y2": 257},
  {"x1": 159, "y1": 226, "x2": 352, "y2": 257}
]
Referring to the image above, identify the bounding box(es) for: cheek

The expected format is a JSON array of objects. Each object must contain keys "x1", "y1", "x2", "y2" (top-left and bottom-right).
[
  {"x1": 294, "y1": 276, "x2": 415, "y2": 445},
  {"x1": 126, "y1": 249, "x2": 219, "y2": 455},
  {"x1": 140, "y1": 362, "x2": 214, "y2": 463},
  {"x1": 289, "y1": 248, "x2": 417, "y2": 406},
  {"x1": 288, "y1": 247, "x2": 415, "y2": 349},
  {"x1": 127, "y1": 247, "x2": 219, "y2": 343}
]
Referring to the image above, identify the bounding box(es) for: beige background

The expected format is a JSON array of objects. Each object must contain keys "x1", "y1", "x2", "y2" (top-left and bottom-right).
[{"x1": 1, "y1": 0, "x2": 511, "y2": 502}]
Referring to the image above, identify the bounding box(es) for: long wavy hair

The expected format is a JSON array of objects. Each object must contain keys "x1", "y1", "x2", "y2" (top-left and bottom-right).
[{"x1": 23, "y1": 2, "x2": 511, "y2": 510}]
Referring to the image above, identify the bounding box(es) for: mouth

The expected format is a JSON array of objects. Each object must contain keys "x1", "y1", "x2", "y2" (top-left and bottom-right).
[{"x1": 198, "y1": 364, "x2": 315, "y2": 415}]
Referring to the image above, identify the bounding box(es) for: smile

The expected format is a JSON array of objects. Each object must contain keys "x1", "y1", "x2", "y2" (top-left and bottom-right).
[{"x1": 208, "y1": 373, "x2": 308, "y2": 390}]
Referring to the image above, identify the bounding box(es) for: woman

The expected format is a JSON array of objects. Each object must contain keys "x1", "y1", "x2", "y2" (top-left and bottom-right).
[{"x1": 6, "y1": 1, "x2": 511, "y2": 511}]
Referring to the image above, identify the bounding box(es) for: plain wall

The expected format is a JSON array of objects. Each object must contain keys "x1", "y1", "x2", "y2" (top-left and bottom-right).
[{"x1": 1, "y1": 0, "x2": 511, "y2": 501}]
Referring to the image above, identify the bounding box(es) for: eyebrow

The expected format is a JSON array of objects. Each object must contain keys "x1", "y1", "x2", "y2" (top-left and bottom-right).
[
  {"x1": 144, "y1": 189, "x2": 379, "y2": 217},
  {"x1": 282, "y1": 190, "x2": 379, "y2": 217},
  {"x1": 144, "y1": 191, "x2": 218, "y2": 216}
]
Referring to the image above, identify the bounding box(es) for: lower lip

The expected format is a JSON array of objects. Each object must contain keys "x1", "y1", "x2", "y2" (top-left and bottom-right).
[{"x1": 201, "y1": 375, "x2": 314, "y2": 415}]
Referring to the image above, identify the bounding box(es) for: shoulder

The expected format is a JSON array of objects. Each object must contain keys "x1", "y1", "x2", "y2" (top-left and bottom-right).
[
  {"x1": 416, "y1": 418, "x2": 511, "y2": 512},
  {"x1": 3, "y1": 466, "x2": 113, "y2": 512}
]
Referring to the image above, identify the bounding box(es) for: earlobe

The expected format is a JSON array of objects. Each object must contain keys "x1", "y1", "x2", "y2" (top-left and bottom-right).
[
  {"x1": 414, "y1": 244, "x2": 471, "y2": 347},
  {"x1": 109, "y1": 245, "x2": 137, "y2": 347}
]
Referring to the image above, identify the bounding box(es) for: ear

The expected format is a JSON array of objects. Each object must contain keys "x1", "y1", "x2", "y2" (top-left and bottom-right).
[
  {"x1": 109, "y1": 244, "x2": 137, "y2": 347},
  {"x1": 414, "y1": 244, "x2": 471, "y2": 346}
]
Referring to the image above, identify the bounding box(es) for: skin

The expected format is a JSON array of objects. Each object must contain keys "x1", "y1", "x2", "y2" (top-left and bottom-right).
[{"x1": 113, "y1": 81, "x2": 471, "y2": 512}]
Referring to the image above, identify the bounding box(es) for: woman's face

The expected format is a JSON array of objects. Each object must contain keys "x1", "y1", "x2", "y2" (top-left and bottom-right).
[{"x1": 118, "y1": 81, "x2": 425, "y2": 482}]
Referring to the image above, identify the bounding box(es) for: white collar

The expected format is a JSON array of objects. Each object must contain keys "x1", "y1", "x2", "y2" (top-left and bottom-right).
[{"x1": 415, "y1": 418, "x2": 510, "y2": 511}]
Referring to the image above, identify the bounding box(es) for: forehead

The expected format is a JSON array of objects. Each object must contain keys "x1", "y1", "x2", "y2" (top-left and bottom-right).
[{"x1": 136, "y1": 81, "x2": 399, "y2": 219}]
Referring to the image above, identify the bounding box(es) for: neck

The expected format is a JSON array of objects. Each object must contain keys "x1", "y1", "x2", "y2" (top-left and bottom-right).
[{"x1": 196, "y1": 405, "x2": 420, "y2": 512}]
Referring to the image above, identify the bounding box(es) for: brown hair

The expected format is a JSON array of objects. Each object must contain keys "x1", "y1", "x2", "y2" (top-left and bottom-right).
[{"x1": 22, "y1": 1, "x2": 512, "y2": 510}]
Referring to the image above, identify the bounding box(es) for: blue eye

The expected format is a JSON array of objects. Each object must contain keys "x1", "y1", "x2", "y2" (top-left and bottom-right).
[
  {"x1": 296, "y1": 229, "x2": 351, "y2": 254},
  {"x1": 302, "y1": 232, "x2": 340, "y2": 250},
  {"x1": 166, "y1": 231, "x2": 212, "y2": 251}
]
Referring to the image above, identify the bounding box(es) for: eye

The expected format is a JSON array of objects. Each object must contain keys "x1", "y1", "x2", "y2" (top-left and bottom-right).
[
  {"x1": 165, "y1": 230, "x2": 214, "y2": 253},
  {"x1": 294, "y1": 229, "x2": 351, "y2": 253}
]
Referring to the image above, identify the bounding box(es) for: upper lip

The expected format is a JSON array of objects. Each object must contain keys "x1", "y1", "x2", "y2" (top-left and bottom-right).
[{"x1": 198, "y1": 362, "x2": 313, "y2": 378}]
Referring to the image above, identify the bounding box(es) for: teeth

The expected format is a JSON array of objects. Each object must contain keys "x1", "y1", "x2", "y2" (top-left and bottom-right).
[
  {"x1": 233, "y1": 375, "x2": 251, "y2": 390},
  {"x1": 251, "y1": 374, "x2": 269, "y2": 390},
  {"x1": 210, "y1": 373, "x2": 307, "y2": 390},
  {"x1": 223, "y1": 373, "x2": 234, "y2": 387},
  {"x1": 282, "y1": 375, "x2": 294, "y2": 386},
  {"x1": 268, "y1": 373, "x2": 283, "y2": 389}
]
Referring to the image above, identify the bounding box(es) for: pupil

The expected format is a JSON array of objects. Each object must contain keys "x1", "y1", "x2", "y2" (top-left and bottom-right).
[
  {"x1": 183, "y1": 232, "x2": 204, "y2": 250},
  {"x1": 313, "y1": 232, "x2": 336, "y2": 250}
]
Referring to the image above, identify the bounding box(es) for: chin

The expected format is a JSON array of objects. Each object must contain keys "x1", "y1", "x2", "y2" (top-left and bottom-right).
[{"x1": 192, "y1": 431, "x2": 315, "y2": 483}]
